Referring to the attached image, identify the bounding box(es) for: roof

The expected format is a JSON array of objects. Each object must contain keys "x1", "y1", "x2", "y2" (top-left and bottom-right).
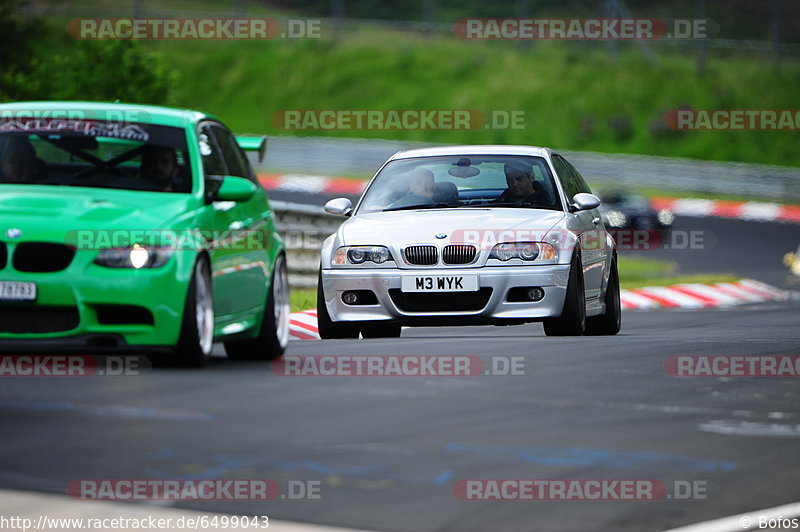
[
  {"x1": 0, "y1": 101, "x2": 218, "y2": 128},
  {"x1": 389, "y1": 145, "x2": 553, "y2": 160}
]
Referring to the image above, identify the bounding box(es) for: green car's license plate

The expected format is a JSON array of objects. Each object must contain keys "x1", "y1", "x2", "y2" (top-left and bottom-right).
[{"x1": 0, "y1": 281, "x2": 37, "y2": 301}]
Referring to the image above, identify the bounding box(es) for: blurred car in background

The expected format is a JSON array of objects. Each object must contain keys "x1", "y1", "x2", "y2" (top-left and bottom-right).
[
  {"x1": 0, "y1": 101, "x2": 289, "y2": 366},
  {"x1": 596, "y1": 189, "x2": 674, "y2": 248}
]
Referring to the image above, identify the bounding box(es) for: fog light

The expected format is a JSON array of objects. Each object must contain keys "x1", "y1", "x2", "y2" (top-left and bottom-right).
[
  {"x1": 342, "y1": 291, "x2": 359, "y2": 304},
  {"x1": 527, "y1": 287, "x2": 545, "y2": 301}
]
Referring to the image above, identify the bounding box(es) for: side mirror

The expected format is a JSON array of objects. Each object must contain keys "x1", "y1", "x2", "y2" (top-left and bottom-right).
[
  {"x1": 571, "y1": 193, "x2": 601, "y2": 212},
  {"x1": 210, "y1": 175, "x2": 257, "y2": 202},
  {"x1": 324, "y1": 197, "x2": 353, "y2": 217}
]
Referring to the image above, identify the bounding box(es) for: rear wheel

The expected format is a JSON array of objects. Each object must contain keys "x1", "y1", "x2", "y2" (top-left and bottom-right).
[
  {"x1": 175, "y1": 256, "x2": 214, "y2": 367},
  {"x1": 585, "y1": 257, "x2": 621, "y2": 336},
  {"x1": 225, "y1": 254, "x2": 291, "y2": 360},
  {"x1": 543, "y1": 252, "x2": 586, "y2": 336},
  {"x1": 360, "y1": 323, "x2": 402, "y2": 338},
  {"x1": 317, "y1": 270, "x2": 360, "y2": 339}
]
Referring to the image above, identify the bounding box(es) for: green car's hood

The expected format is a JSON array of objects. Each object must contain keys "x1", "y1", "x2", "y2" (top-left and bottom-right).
[{"x1": 0, "y1": 185, "x2": 198, "y2": 242}]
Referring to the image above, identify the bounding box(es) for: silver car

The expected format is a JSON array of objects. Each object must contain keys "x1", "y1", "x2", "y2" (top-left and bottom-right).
[{"x1": 318, "y1": 145, "x2": 621, "y2": 338}]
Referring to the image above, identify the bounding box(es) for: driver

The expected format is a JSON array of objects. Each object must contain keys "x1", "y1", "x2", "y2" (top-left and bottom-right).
[
  {"x1": 387, "y1": 168, "x2": 436, "y2": 209},
  {"x1": 141, "y1": 145, "x2": 180, "y2": 191}
]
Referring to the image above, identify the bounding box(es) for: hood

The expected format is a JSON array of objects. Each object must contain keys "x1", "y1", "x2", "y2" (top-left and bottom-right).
[
  {"x1": 0, "y1": 185, "x2": 198, "y2": 242},
  {"x1": 340, "y1": 208, "x2": 565, "y2": 246}
]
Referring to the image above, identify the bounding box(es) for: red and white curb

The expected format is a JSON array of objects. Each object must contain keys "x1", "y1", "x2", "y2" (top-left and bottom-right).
[
  {"x1": 650, "y1": 197, "x2": 800, "y2": 223},
  {"x1": 621, "y1": 278, "x2": 789, "y2": 310},
  {"x1": 289, "y1": 309, "x2": 321, "y2": 340},
  {"x1": 289, "y1": 280, "x2": 790, "y2": 339},
  {"x1": 259, "y1": 173, "x2": 366, "y2": 196}
]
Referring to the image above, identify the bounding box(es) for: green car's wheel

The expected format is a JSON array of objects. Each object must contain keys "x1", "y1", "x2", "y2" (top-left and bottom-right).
[
  {"x1": 176, "y1": 256, "x2": 214, "y2": 366},
  {"x1": 543, "y1": 252, "x2": 586, "y2": 337},
  {"x1": 585, "y1": 257, "x2": 622, "y2": 336},
  {"x1": 225, "y1": 254, "x2": 291, "y2": 360},
  {"x1": 317, "y1": 270, "x2": 360, "y2": 339},
  {"x1": 360, "y1": 323, "x2": 402, "y2": 338}
]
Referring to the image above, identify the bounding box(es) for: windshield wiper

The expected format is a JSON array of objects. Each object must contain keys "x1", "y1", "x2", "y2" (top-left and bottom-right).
[
  {"x1": 465, "y1": 201, "x2": 534, "y2": 208},
  {"x1": 383, "y1": 202, "x2": 452, "y2": 212}
]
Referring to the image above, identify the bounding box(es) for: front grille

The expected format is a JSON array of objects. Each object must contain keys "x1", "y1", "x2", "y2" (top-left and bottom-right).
[
  {"x1": 13, "y1": 243, "x2": 75, "y2": 273},
  {"x1": 0, "y1": 305, "x2": 80, "y2": 333},
  {"x1": 389, "y1": 288, "x2": 493, "y2": 312},
  {"x1": 404, "y1": 245, "x2": 438, "y2": 265},
  {"x1": 0, "y1": 242, "x2": 6, "y2": 270},
  {"x1": 442, "y1": 244, "x2": 477, "y2": 265}
]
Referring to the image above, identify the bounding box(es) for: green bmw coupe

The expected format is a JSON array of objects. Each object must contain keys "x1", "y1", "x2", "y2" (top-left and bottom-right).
[{"x1": 0, "y1": 102, "x2": 289, "y2": 366}]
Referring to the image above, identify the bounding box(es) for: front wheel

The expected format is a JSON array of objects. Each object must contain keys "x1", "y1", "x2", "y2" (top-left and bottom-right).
[
  {"x1": 225, "y1": 254, "x2": 291, "y2": 360},
  {"x1": 543, "y1": 253, "x2": 586, "y2": 337},
  {"x1": 585, "y1": 257, "x2": 621, "y2": 336},
  {"x1": 175, "y1": 256, "x2": 215, "y2": 366},
  {"x1": 317, "y1": 270, "x2": 360, "y2": 339}
]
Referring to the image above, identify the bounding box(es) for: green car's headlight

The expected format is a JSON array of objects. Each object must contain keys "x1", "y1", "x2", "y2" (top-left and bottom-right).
[
  {"x1": 95, "y1": 244, "x2": 173, "y2": 269},
  {"x1": 333, "y1": 246, "x2": 393, "y2": 265}
]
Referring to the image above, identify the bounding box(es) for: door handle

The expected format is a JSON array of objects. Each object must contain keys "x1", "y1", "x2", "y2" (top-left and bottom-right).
[{"x1": 592, "y1": 217, "x2": 601, "y2": 225}]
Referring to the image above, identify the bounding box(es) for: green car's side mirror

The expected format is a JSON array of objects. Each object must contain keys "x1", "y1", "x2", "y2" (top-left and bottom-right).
[{"x1": 209, "y1": 175, "x2": 257, "y2": 202}]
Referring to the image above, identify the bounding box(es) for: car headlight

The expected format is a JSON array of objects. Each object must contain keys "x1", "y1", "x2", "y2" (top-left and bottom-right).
[
  {"x1": 333, "y1": 246, "x2": 393, "y2": 265},
  {"x1": 605, "y1": 210, "x2": 627, "y2": 228},
  {"x1": 657, "y1": 208, "x2": 674, "y2": 226},
  {"x1": 94, "y1": 244, "x2": 173, "y2": 269},
  {"x1": 488, "y1": 242, "x2": 557, "y2": 263}
]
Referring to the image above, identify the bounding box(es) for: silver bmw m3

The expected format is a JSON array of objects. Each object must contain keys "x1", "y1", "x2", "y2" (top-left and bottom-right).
[{"x1": 318, "y1": 145, "x2": 621, "y2": 338}]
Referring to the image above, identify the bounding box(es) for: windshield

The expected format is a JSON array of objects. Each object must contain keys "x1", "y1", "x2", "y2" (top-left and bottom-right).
[
  {"x1": 356, "y1": 155, "x2": 562, "y2": 214},
  {"x1": 0, "y1": 120, "x2": 192, "y2": 193}
]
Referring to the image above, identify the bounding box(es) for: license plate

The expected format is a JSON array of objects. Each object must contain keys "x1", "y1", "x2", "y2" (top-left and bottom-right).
[
  {"x1": 401, "y1": 275, "x2": 478, "y2": 293},
  {"x1": 0, "y1": 281, "x2": 37, "y2": 301}
]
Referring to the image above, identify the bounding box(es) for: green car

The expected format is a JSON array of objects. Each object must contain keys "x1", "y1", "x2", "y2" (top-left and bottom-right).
[{"x1": 0, "y1": 102, "x2": 289, "y2": 366}]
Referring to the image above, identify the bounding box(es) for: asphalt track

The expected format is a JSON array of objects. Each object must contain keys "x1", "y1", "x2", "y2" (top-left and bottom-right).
[{"x1": 0, "y1": 191, "x2": 798, "y2": 532}]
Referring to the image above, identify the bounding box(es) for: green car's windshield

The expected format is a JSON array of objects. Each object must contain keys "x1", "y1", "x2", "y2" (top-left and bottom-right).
[
  {"x1": 356, "y1": 155, "x2": 562, "y2": 214},
  {"x1": 0, "y1": 120, "x2": 192, "y2": 192}
]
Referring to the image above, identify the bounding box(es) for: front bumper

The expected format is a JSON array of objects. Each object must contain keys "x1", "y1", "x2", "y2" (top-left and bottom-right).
[
  {"x1": 0, "y1": 252, "x2": 188, "y2": 347},
  {"x1": 321, "y1": 264, "x2": 571, "y2": 325}
]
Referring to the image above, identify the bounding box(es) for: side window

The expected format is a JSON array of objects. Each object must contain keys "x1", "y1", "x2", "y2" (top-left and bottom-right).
[
  {"x1": 563, "y1": 157, "x2": 592, "y2": 194},
  {"x1": 198, "y1": 124, "x2": 227, "y2": 177},
  {"x1": 553, "y1": 155, "x2": 579, "y2": 200},
  {"x1": 211, "y1": 125, "x2": 254, "y2": 181}
]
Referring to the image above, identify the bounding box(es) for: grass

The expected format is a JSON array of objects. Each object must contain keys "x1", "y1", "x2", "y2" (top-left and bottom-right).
[
  {"x1": 288, "y1": 258, "x2": 739, "y2": 312},
  {"x1": 137, "y1": 27, "x2": 800, "y2": 168},
  {"x1": 618, "y1": 255, "x2": 738, "y2": 289},
  {"x1": 290, "y1": 288, "x2": 317, "y2": 313}
]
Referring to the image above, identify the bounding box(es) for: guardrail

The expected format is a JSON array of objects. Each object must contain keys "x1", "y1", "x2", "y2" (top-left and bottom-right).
[{"x1": 270, "y1": 200, "x2": 342, "y2": 289}]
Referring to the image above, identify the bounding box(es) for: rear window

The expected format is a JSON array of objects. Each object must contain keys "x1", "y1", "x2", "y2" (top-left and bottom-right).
[{"x1": 0, "y1": 118, "x2": 192, "y2": 193}]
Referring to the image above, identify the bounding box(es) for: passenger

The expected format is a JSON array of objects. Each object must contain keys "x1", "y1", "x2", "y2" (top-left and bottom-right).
[{"x1": 0, "y1": 136, "x2": 46, "y2": 183}]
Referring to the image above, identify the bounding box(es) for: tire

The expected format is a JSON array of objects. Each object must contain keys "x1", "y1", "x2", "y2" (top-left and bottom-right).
[
  {"x1": 317, "y1": 270, "x2": 360, "y2": 339},
  {"x1": 543, "y1": 252, "x2": 586, "y2": 336},
  {"x1": 360, "y1": 323, "x2": 402, "y2": 338},
  {"x1": 225, "y1": 254, "x2": 291, "y2": 360},
  {"x1": 175, "y1": 256, "x2": 214, "y2": 367},
  {"x1": 585, "y1": 257, "x2": 622, "y2": 336}
]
